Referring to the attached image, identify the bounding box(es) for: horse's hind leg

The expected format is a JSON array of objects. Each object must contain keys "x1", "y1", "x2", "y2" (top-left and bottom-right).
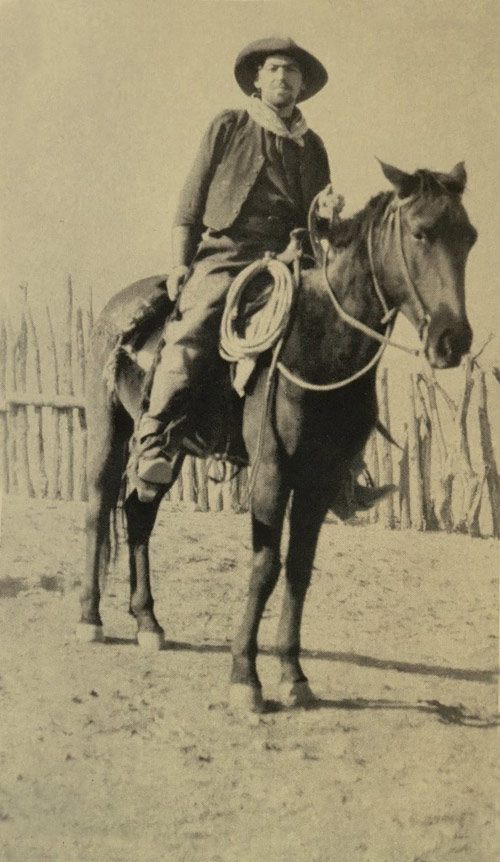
[
  {"x1": 124, "y1": 454, "x2": 184, "y2": 650},
  {"x1": 123, "y1": 489, "x2": 167, "y2": 650},
  {"x1": 78, "y1": 400, "x2": 130, "y2": 642},
  {"x1": 276, "y1": 488, "x2": 330, "y2": 707}
]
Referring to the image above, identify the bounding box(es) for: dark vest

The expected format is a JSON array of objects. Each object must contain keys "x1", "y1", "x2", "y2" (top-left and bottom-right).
[{"x1": 175, "y1": 110, "x2": 330, "y2": 234}]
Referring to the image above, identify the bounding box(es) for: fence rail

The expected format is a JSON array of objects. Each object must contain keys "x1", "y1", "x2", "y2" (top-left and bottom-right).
[
  {"x1": 0, "y1": 393, "x2": 85, "y2": 410},
  {"x1": 1, "y1": 279, "x2": 498, "y2": 537}
]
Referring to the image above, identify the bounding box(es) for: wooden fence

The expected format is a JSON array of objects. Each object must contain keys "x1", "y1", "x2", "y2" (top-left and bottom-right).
[{"x1": 1, "y1": 280, "x2": 498, "y2": 537}]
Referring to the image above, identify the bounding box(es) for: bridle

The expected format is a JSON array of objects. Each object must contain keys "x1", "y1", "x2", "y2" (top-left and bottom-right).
[
  {"x1": 276, "y1": 194, "x2": 429, "y2": 392},
  {"x1": 385, "y1": 195, "x2": 432, "y2": 343}
]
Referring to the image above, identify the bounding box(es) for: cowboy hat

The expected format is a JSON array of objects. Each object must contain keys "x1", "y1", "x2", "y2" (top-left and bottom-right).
[{"x1": 234, "y1": 36, "x2": 328, "y2": 102}]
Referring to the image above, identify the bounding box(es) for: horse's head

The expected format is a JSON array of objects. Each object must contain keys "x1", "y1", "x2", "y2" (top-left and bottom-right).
[{"x1": 378, "y1": 161, "x2": 476, "y2": 368}]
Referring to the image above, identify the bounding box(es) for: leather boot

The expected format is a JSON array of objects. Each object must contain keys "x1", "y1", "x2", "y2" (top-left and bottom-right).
[
  {"x1": 136, "y1": 438, "x2": 178, "y2": 485},
  {"x1": 125, "y1": 415, "x2": 187, "y2": 503},
  {"x1": 134, "y1": 415, "x2": 187, "y2": 486}
]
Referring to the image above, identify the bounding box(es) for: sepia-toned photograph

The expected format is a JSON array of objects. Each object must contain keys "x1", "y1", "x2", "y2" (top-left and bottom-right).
[{"x1": 1, "y1": 1, "x2": 498, "y2": 859}]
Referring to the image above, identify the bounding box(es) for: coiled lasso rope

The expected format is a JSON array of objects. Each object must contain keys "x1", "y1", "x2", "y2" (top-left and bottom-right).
[
  {"x1": 219, "y1": 254, "x2": 295, "y2": 361},
  {"x1": 219, "y1": 253, "x2": 296, "y2": 395}
]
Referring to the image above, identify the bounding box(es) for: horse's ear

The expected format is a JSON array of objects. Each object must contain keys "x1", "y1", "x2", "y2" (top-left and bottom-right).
[
  {"x1": 377, "y1": 159, "x2": 419, "y2": 198},
  {"x1": 445, "y1": 161, "x2": 467, "y2": 194}
]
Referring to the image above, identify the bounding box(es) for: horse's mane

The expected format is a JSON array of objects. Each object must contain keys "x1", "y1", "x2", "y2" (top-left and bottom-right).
[
  {"x1": 328, "y1": 191, "x2": 392, "y2": 253},
  {"x1": 328, "y1": 169, "x2": 466, "y2": 252}
]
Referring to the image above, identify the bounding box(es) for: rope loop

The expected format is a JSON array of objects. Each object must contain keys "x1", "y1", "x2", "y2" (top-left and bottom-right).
[{"x1": 219, "y1": 257, "x2": 295, "y2": 363}]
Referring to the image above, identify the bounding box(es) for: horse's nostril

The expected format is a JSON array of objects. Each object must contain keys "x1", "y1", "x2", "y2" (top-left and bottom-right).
[{"x1": 436, "y1": 324, "x2": 472, "y2": 365}]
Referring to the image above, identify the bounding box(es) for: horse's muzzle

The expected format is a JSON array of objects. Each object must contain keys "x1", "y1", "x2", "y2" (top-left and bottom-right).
[{"x1": 426, "y1": 320, "x2": 473, "y2": 368}]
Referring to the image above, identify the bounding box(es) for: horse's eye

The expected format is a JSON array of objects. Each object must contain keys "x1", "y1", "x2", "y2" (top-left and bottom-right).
[{"x1": 412, "y1": 229, "x2": 427, "y2": 242}]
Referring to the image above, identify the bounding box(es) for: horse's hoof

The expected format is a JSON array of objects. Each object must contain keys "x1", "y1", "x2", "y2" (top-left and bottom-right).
[
  {"x1": 75, "y1": 623, "x2": 104, "y2": 644},
  {"x1": 229, "y1": 684, "x2": 265, "y2": 714},
  {"x1": 137, "y1": 630, "x2": 165, "y2": 651},
  {"x1": 279, "y1": 680, "x2": 316, "y2": 708}
]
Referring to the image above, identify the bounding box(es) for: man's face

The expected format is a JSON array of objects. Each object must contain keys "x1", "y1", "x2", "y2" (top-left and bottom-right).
[{"x1": 254, "y1": 54, "x2": 305, "y2": 112}]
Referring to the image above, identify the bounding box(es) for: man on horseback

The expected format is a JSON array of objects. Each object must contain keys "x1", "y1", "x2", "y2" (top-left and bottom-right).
[{"x1": 129, "y1": 36, "x2": 387, "y2": 510}]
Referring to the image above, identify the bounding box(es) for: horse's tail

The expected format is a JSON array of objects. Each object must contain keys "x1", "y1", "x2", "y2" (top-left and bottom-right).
[
  {"x1": 98, "y1": 512, "x2": 113, "y2": 595},
  {"x1": 113, "y1": 462, "x2": 128, "y2": 567},
  {"x1": 95, "y1": 442, "x2": 128, "y2": 595}
]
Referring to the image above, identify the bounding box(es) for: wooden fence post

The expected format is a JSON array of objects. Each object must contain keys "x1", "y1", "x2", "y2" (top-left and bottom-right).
[
  {"x1": 237, "y1": 466, "x2": 249, "y2": 512},
  {"x1": 420, "y1": 373, "x2": 453, "y2": 532},
  {"x1": 477, "y1": 370, "x2": 499, "y2": 538},
  {"x1": 207, "y1": 459, "x2": 223, "y2": 512},
  {"x1": 6, "y1": 318, "x2": 18, "y2": 494},
  {"x1": 61, "y1": 275, "x2": 75, "y2": 500},
  {"x1": 76, "y1": 306, "x2": 88, "y2": 501},
  {"x1": 195, "y1": 458, "x2": 209, "y2": 512},
  {"x1": 378, "y1": 368, "x2": 395, "y2": 528},
  {"x1": 181, "y1": 457, "x2": 197, "y2": 510},
  {"x1": 398, "y1": 423, "x2": 410, "y2": 530},
  {"x1": 414, "y1": 377, "x2": 437, "y2": 530},
  {"x1": 14, "y1": 303, "x2": 35, "y2": 498},
  {"x1": 170, "y1": 464, "x2": 183, "y2": 505},
  {"x1": 408, "y1": 374, "x2": 424, "y2": 531},
  {"x1": 75, "y1": 306, "x2": 86, "y2": 395},
  {"x1": 367, "y1": 432, "x2": 380, "y2": 525},
  {"x1": 87, "y1": 285, "x2": 94, "y2": 334},
  {"x1": 221, "y1": 463, "x2": 243, "y2": 513},
  {"x1": 455, "y1": 358, "x2": 482, "y2": 537},
  {"x1": 46, "y1": 306, "x2": 61, "y2": 499},
  {"x1": 0, "y1": 321, "x2": 8, "y2": 493},
  {"x1": 24, "y1": 291, "x2": 48, "y2": 497}
]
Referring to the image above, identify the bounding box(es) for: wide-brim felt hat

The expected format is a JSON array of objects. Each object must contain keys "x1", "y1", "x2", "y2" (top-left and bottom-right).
[{"x1": 234, "y1": 36, "x2": 328, "y2": 102}]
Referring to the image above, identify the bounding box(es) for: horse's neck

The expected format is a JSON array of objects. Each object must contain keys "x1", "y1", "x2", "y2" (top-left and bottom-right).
[{"x1": 281, "y1": 244, "x2": 384, "y2": 383}]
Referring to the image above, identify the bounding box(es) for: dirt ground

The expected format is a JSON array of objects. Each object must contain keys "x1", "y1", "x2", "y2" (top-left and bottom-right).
[{"x1": 0, "y1": 497, "x2": 498, "y2": 862}]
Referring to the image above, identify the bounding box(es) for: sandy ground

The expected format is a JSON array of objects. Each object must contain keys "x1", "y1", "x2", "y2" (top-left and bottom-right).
[{"x1": 0, "y1": 497, "x2": 498, "y2": 862}]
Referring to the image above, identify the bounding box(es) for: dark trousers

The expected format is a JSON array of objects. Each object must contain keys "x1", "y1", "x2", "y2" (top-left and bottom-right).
[{"x1": 137, "y1": 232, "x2": 271, "y2": 441}]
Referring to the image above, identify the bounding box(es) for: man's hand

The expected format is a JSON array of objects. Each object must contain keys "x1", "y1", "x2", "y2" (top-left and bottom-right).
[
  {"x1": 166, "y1": 264, "x2": 190, "y2": 302},
  {"x1": 315, "y1": 183, "x2": 345, "y2": 224}
]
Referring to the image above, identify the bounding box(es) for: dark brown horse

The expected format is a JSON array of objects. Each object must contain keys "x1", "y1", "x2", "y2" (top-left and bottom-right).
[{"x1": 77, "y1": 162, "x2": 476, "y2": 712}]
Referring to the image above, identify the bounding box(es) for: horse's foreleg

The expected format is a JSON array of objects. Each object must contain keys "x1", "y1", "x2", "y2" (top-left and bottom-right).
[
  {"x1": 276, "y1": 489, "x2": 329, "y2": 707},
  {"x1": 124, "y1": 490, "x2": 166, "y2": 650},
  {"x1": 230, "y1": 474, "x2": 289, "y2": 713}
]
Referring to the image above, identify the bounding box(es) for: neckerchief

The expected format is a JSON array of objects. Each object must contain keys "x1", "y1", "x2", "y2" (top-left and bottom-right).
[{"x1": 246, "y1": 94, "x2": 308, "y2": 147}]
